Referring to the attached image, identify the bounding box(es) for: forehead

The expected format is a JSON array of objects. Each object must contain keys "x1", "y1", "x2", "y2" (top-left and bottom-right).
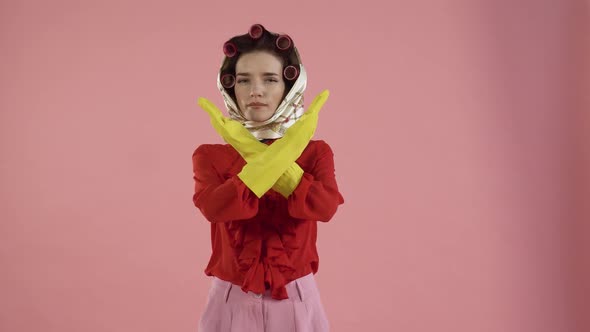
[{"x1": 235, "y1": 51, "x2": 283, "y2": 74}]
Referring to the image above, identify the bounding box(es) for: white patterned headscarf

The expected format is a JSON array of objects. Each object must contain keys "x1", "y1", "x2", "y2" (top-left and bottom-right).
[
  {"x1": 216, "y1": 63, "x2": 307, "y2": 140},
  {"x1": 216, "y1": 23, "x2": 307, "y2": 140}
]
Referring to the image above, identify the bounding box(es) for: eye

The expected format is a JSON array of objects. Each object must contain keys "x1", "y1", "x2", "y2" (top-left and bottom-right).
[
  {"x1": 265, "y1": 78, "x2": 278, "y2": 83},
  {"x1": 237, "y1": 78, "x2": 249, "y2": 84}
]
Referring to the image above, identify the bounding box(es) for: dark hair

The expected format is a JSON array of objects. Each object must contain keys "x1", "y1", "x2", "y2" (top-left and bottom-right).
[{"x1": 219, "y1": 24, "x2": 302, "y2": 103}]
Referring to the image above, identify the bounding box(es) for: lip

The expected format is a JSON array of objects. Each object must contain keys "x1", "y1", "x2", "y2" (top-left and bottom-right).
[{"x1": 247, "y1": 102, "x2": 267, "y2": 107}]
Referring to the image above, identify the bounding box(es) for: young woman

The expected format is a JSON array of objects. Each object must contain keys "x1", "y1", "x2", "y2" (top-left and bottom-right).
[{"x1": 193, "y1": 24, "x2": 344, "y2": 332}]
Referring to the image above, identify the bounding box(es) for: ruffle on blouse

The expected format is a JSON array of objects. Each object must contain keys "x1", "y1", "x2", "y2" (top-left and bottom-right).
[{"x1": 228, "y1": 220, "x2": 299, "y2": 300}]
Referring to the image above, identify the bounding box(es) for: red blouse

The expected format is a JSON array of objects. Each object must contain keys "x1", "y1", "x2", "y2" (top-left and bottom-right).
[{"x1": 192, "y1": 139, "x2": 344, "y2": 300}]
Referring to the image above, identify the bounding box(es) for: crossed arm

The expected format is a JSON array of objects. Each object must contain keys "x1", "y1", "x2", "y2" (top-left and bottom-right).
[
  {"x1": 197, "y1": 90, "x2": 328, "y2": 198},
  {"x1": 193, "y1": 90, "x2": 343, "y2": 223}
]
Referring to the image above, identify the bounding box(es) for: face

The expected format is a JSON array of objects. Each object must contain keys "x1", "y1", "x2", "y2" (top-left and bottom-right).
[{"x1": 234, "y1": 51, "x2": 286, "y2": 122}]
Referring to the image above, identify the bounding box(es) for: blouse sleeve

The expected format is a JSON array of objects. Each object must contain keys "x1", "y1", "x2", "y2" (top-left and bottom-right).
[
  {"x1": 287, "y1": 141, "x2": 344, "y2": 222},
  {"x1": 192, "y1": 145, "x2": 259, "y2": 223}
]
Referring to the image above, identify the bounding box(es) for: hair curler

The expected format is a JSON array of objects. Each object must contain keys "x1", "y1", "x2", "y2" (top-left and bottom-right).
[
  {"x1": 220, "y1": 73, "x2": 236, "y2": 88},
  {"x1": 275, "y1": 35, "x2": 292, "y2": 51},
  {"x1": 223, "y1": 41, "x2": 237, "y2": 57},
  {"x1": 248, "y1": 24, "x2": 264, "y2": 39},
  {"x1": 283, "y1": 65, "x2": 299, "y2": 81}
]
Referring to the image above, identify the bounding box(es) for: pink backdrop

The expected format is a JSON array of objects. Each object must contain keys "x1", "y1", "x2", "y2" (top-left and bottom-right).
[{"x1": 1, "y1": 0, "x2": 588, "y2": 331}]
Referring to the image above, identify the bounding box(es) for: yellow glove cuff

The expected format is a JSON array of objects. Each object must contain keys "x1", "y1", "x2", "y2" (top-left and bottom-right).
[{"x1": 272, "y1": 162, "x2": 304, "y2": 198}]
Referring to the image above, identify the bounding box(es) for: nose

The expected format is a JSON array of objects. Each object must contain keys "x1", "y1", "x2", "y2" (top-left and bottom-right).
[{"x1": 249, "y1": 81, "x2": 263, "y2": 97}]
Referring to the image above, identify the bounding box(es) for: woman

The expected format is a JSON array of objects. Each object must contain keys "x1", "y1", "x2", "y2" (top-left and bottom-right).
[{"x1": 192, "y1": 24, "x2": 344, "y2": 332}]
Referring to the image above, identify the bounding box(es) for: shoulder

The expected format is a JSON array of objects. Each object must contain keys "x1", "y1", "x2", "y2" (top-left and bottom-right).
[
  {"x1": 302, "y1": 140, "x2": 336, "y2": 163},
  {"x1": 192, "y1": 143, "x2": 234, "y2": 160},
  {"x1": 308, "y1": 140, "x2": 334, "y2": 154}
]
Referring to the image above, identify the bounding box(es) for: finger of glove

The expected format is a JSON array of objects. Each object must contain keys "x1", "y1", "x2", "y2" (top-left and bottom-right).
[
  {"x1": 210, "y1": 119, "x2": 231, "y2": 141},
  {"x1": 198, "y1": 97, "x2": 226, "y2": 123},
  {"x1": 306, "y1": 90, "x2": 329, "y2": 117}
]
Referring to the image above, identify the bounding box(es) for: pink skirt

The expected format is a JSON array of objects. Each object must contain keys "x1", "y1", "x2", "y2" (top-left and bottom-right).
[{"x1": 198, "y1": 273, "x2": 330, "y2": 332}]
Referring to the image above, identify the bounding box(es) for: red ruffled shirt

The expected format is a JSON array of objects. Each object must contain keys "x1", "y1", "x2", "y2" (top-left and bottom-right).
[{"x1": 192, "y1": 139, "x2": 344, "y2": 300}]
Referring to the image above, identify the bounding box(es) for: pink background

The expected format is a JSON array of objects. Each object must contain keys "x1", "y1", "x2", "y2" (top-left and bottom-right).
[{"x1": 1, "y1": 0, "x2": 589, "y2": 331}]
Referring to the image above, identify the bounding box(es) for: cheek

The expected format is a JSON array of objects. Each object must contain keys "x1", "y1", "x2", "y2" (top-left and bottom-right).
[
  {"x1": 274, "y1": 85, "x2": 286, "y2": 103},
  {"x1": 234, "y1": 88, "x2": 246, "y2": 105}
]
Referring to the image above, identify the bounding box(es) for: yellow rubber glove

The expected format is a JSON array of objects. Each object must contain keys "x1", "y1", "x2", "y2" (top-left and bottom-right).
[
  {"x1": 271, "y1": 162, "x2": 304, "y2": 198},
  {"x1": 197, "y1": 95, "x2": 319, "y2": 197},
  {"x1": 236, "y1": 90, "x2": 329, "y2": 198},
  {"x1": 198, "y1": 97, "x2": 264, "y2": 160}
]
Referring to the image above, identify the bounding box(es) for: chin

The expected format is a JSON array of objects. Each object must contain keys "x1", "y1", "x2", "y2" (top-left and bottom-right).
[
  {"x1": 247, "y1": 113, "x2": 274, "y2": 122},
  {"x1": 254, "y1": 116, "x2": 273, "y2": 122}
]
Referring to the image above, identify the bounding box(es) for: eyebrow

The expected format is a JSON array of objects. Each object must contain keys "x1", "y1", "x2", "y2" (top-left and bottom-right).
[{"x1": 236, "y1": 72, "x2": 280, "y2": 77}]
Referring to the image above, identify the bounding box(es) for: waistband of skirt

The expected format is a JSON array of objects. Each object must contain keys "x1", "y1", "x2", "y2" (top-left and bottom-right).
[{"x1": 209, "y1": 272, "x2": 317, "y2": 302}]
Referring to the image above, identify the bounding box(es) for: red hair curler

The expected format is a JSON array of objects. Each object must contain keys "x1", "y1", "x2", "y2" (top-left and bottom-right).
[
  {"x1": 248, "y1": 24, "x2": 264, "y2": 39},
  {"x1": 275, "y1": 35, "x2": 292, "y2": 51},
  {"x1": 283, "y1": 65, "x2": 299, "y2": 81},
  {"x1": 220, "y1": 73, "x2": 236, "y2": 88},
  {"x1": 223, "y1": 41, "x2": 237, "y2": 57}
]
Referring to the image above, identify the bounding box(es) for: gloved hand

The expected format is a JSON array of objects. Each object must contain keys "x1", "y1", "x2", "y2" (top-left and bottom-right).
[
  {"x1": 197, "y1": 90, "x2": 329, "y2": 198},
  {"x1": 198, "y1": 97, "x2": 265, "y2": 160}
]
